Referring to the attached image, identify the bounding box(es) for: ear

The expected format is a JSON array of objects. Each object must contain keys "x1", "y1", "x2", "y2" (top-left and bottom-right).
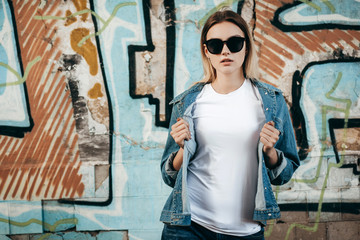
[{"x1": 203, "y1": 44, "x2": 210, "y2": 59}]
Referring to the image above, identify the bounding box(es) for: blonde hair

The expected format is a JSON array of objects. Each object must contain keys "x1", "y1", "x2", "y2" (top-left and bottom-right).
[{"x1": 199, "y1": 9, "x2": 259, "y2": 83}]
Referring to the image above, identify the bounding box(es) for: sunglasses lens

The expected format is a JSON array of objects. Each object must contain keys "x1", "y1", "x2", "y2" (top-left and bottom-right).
[
  {"x1": 227, "y1": 37, "x2": 245, "y2": 53},
  {"x1": 206, "y1": 37, "x2": 245, "y2": 54},
  {"x1": 206, "y1": 39, "x2": 223, "y2": 54}
]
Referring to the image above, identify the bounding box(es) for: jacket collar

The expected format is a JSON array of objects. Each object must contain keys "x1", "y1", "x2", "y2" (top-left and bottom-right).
[
  {"x1": 169, "y1": 78, "x2": 282, "y2": 105},
  {"x1": 169, "y1": 82, "x2": 207, "y2": 105},
  {"x1": 249, "y1": 78, "x2": 282, "y2": 93}
]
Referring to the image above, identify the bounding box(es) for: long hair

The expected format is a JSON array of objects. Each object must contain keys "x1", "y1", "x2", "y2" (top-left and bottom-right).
[{"x1": 200, "y1": 9, "x2": 259, "y2": 83}]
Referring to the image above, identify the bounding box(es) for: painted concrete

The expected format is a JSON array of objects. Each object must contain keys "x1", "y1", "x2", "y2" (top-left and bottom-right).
[{"x1": 0, "y1": 0, "x2": 359, "y2": 239}]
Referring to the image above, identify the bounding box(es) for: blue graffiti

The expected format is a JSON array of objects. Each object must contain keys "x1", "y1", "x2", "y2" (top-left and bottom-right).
[
  {"x1": 0, "y1": 0, "x2": 32, "y2": 133},
  {"x1": 278, "y1": 0, "x2": 360, "y2": 27}
]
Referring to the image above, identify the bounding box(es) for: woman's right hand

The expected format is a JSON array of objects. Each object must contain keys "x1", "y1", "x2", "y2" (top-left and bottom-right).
[{"x1": 170, "y1": 118, "x2": 191, "y2": 149}]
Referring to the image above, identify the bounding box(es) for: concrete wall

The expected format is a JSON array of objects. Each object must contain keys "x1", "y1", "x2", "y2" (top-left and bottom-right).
[{"x1": 0, "y1": 0, "x2": 359, "y2": 239}]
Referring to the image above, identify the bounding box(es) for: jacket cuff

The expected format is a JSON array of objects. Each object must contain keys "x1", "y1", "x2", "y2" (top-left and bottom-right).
[
  {"x1": 165, "y1": 151, "x2": 179, "y2": 179},
  {"x1": 268, "y1": 149, "x2": 287, "y2": 181}
]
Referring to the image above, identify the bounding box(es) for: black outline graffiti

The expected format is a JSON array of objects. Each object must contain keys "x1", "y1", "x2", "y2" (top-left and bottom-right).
[
  {"x1": 280, "y1": 202, "x2": 360, "y2": 214},
  {"x1": 291, "y1": 59, "x2": 360, "y2": 161},
  {"x1": 271, "y1": 1, "x2": 360, "y2": 216},
  {"x1": 0, "y1": 0, "x2": 34, "y2": 138},
  {"x1": 237, "y1": 0, "x2": 245, "y2": 13},
  {"x1": 128, "y1": 0, "x2": 175, "y2": 128},
  {"x1": 291, "y1": 70, "x2": 310, "y2": 160},
  {"x1": 329, "y1": 118, "x2": 360, "y2": 175},
  {"x1": 272, "y1": 1, "x2": 360, "y2": 32},
  {"x1": 58, "y1": 0, "x2": 114, "y2": 207},
  {"x1": 127, "y1": 0, "x2": 244, "y2": 128},
  {"x1": 56, "y1": 0, "x2": 253, "y2": 207},
  {"x1": 284, "y1": 59, "x2": 360, "y2": 214}
]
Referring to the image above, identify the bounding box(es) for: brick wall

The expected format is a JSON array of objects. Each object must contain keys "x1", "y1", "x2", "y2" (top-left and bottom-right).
[{"x1": 0, "y1": 0, "x2": 359, "y2": 239}]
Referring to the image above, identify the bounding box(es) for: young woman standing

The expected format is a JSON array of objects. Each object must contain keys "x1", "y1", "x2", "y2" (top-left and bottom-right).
[{"x1": 160, "y1": 9, "x2": 300, "y2": 240}]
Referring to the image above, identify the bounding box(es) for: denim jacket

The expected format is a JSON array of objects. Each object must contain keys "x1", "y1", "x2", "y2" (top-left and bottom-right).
[{"x1": 160, "y1": 79, "x2": 300, "y2": 226}]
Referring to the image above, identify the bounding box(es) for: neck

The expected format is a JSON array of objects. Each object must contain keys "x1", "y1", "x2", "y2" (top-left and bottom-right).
[{"x1": 212, "y1": 71, "x2": 245, "y2": 94}]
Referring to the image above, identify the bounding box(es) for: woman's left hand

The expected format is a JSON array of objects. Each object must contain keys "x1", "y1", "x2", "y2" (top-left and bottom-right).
[
  {"x1": 260, "y1": 121, "x2": 280, "y2": 168},
  {"x1": 260, "y1": 121, "x2": 280, "y2": 152}
]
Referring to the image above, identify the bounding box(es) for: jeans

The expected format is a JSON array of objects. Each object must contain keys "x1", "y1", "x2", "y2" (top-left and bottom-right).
[{"x1": 161, "y1": 221, "x2": 265, "y2": 240}]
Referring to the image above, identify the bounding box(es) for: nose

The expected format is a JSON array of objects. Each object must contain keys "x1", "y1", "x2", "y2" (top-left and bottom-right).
[{"x1": 221, "y1": 43, "x2": 230, "y2": 55}]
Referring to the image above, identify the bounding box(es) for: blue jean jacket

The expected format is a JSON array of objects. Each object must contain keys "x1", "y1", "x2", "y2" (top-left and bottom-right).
[{"x1": 160, "y1": 79, "x2": 300, "y2": 226}]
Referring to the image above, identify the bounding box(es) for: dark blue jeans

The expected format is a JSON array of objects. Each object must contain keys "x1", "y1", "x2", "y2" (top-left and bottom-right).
[{"x1": 162, "y1": 221, "x2": 265, "y2": 240}]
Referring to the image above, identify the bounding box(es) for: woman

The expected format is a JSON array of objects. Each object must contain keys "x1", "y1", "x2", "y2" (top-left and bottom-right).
[{"x1": 160, "y1": 9, "x2": 300, "y2": 240}]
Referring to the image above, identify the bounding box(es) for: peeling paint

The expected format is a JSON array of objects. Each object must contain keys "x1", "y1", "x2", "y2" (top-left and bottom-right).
[{"x1": 87, "y1": 98, "x2": 109, "y2": 128}]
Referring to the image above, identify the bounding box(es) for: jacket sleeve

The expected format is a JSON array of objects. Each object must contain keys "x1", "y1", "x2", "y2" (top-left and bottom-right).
[
  {"x1": 160, "y1": 104, "x2": 181, "y2": 188},
  {"x1": 267, "y1": 93, "x2": 300, "y2": 185}
]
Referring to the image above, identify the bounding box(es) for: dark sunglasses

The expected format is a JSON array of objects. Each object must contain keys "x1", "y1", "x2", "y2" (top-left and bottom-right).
[{"x1": 205, "y1": 36, "x2": 246, "y2": 54}]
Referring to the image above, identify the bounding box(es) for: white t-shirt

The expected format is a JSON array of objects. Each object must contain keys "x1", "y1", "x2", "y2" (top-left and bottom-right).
[{"x1": 187, "y1": 79, "x2": 266, "y2": 236}]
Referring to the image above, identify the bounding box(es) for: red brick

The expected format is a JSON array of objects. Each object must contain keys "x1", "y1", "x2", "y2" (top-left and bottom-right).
[
  {"x1": 327, "y1": 221, "x2": 360, "y2": 240},
  {"x1": 265, "y1": 222, "x2": 295, "y2": 240},
  {"x1": 341, "y1": 211, "x2": 360, "y2": 221},
  {"x1": 295, "y1": 223, "x2": 326, "y2": 240},
  {"x1": 280, "y1": 211, "x2": 308, "y2": 223}
]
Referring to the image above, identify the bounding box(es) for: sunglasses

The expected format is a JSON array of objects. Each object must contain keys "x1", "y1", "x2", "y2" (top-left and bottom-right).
[{"x1": 205, "y1": 36, "x2": 246, "y2": 54}]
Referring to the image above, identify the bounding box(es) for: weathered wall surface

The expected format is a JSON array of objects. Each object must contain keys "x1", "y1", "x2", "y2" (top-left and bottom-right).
[{"x1": 0, "y1": 0, "x2": 359, "y2": 239}]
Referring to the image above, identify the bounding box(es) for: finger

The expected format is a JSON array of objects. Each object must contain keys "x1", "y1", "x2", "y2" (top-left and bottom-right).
[
  {"x1": 171, "y1": 127, "x2": 188, "y2": 138},
  {"x1": 260, "y1": 132, "x2": 277, "y2": 146},
  {"x1": 178, "y1": 118, "x2": 189, "y2": 128},
  {"x1": 172, "y1": 119, "x2": 189, "y2": 130},
  {"x1": 261, "y1": 128, "x2": 279, "y2": 141},
  {"x1": 263, "y1": 122, "x2": 275, "y2": 130},
  {"x1": 172, "y1": 120, "x2": 183, "y2": 129},
  {"x1": 266, "y1": 121, "x2": 275, "y2": 126},
  {"x1": 260, "y1": 132, "x2": 271, "y2": 142},
  {"x1": 176, "y1": 117, "x2": 189, "y2": 127},
  {"x1": 179, "y1": 127, "x2": 192, "y2": 141},
  {"x1": 263, "y1": 124, "x2": 280, "y2": 136},
  {"x1": 172, "y1": 128, "x2": 191, "y2": 141},
  {"x1": 179, "y1": 132, "x2": 191, "y2": 141},
  {"x1": 260, "y1": 136, "x2": 274, "y2": 153},
  {"x1": 172, "y1": 123, "x2": 186, "y2": 133},
  {"x1": 259, "y1": 136, "x2": 271, "y2": 147},
  {"x1": 174, "y1": 132, "x2": 191, "y2": 147},
  {"x1": 171, "y1": 126, "x2": 186, "y2": 139},
  {"x1": 261, "y1": 127, "x2": 273, "y2": 136},
  {"x1": 260, "y1": 131, "x2": 275, "y2": 143},
  {"x1": 173, "y1": 125, "x2": 189, "y2": 138},
  {"x1": 172, "y1": 121, "x2": 189, "y2": 132}
]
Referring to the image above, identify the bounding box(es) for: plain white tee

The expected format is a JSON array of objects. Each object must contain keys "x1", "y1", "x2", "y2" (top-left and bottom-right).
[{"x1": 187, "y1": 79, "x2": 266, "y2": 236}]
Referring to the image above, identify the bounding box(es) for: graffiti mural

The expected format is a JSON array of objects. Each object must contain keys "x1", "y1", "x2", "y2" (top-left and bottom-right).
[
  {"x1": 0, "y1": 0, "x2": 34, "y2": 138},
  {"x1": 0, "y1": 0, "x2": 359, "y2": 239},
  {"x1": 252, "y1": 0, "x2": 360, "y2": 238}
]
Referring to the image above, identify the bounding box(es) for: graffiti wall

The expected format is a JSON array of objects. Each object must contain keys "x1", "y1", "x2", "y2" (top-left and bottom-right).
[{"x1": 0, "y1": 0, "x2": 359, "y2": 239}]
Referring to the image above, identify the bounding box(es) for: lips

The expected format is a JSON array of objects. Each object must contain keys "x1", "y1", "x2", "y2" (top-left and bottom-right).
[{"x1": 220, "y1": 58, "x2": 233, "y2": 63}]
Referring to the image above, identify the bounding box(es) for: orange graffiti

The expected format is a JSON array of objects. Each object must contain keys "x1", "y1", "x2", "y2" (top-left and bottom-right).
[
  {"x1": 70, "y1": 28, "x2": 98, "y2": 76},
  {"x1": 73, "y1": 0, "x2": 89, "y2": 21},
  {"x1": 88, "y1": 83, "x2": 104, "y2": 99},
  {"x1": 254, "y1": 0, "x2": 360, "y2": 83},
  {"x1": 65, "y1": 10, "x2": 77, "y2": 26},
  {"x1": 1, "y1": 0, "x2": 84, "y2": 200}
]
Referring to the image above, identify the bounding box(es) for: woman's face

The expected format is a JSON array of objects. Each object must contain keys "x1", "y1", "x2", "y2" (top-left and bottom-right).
[{"x1": 204, "y1": 21, "x2": 246, "y2": 78}]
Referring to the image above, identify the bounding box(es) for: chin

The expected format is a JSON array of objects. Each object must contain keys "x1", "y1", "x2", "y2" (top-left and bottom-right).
[{"x1": 219, "y1": 68, "x2": 237, "y2": 74}]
